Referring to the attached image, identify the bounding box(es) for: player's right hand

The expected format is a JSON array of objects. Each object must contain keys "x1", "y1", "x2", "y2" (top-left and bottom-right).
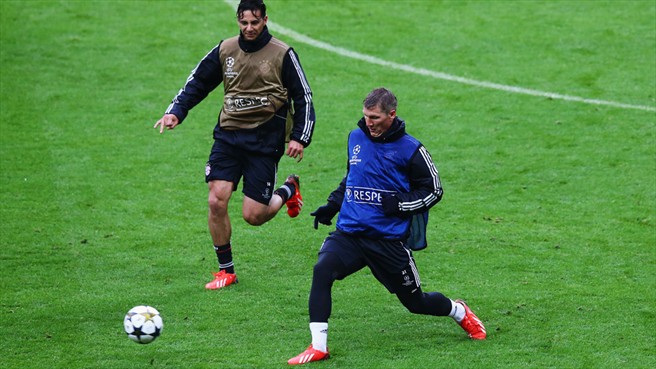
[
  {"x1": 154, "y1": 114, "x2": 179, "y2": 133},
  {"x1": 310, "y1": 202, "x2": 340, "y2": 229}
]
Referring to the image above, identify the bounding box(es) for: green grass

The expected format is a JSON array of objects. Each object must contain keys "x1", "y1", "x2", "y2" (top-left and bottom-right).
[{"x1": 1, "y1": 1, "x2": 654, "y2": 368}]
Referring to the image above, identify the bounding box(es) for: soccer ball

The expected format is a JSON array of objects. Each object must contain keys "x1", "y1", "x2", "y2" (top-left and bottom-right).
[{"x1": 123, "y1": 305, "x2": 163, "y2": 344}]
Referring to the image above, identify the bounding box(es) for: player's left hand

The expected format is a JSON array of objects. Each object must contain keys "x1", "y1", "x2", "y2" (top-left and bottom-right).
[
  {"x1": 286, "y1": 140, "x2": 304, "y2": 162},
  {"x1": 381, "y1": 194, "x2": 401, "y2": 216}
]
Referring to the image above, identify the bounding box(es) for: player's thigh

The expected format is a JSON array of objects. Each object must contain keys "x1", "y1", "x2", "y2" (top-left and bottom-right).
[
  {"x1": 206, "y1": 141, "x2": 243, "y2": 186},
  {"x1": 365, "y1": 241, "x2": 420, "y2": 294},
  {"x1": 319, "y1": 231, "x2": 367, "y2": 279},
  {"x1": 241, "y1": 196, "x2": 270, "y2": 220},
  {"x1": 241, "y1": 154, "x2": 279, "y2": 206},
  {"x1": 208, "y1": 180, "x2": 234, "y2": 210}
]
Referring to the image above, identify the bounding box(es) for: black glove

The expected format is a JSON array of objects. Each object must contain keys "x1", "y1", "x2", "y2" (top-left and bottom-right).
[
  {"x1": 381, "y1": 194, "x2": 401, "y2": 216},
  {"x1": 310, "y1": 202, "x2": 340, "y2": 229}
]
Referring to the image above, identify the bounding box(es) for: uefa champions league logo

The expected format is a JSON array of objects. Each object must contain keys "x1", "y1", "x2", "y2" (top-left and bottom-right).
[
  {"x1": 350, "y1": 145, "x2": 362, "y2": 166},
  {"x1": 224, "y1": 57, "x2": 238, "y2": 79}
]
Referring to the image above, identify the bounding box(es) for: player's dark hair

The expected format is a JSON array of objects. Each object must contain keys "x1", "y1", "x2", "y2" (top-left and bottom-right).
[
  {"x1": 364, "y1": 87, "x2": 398, "y2": 114},
  {"x1": 237, "y1": 0, "x2": 267, "y2": 19}
]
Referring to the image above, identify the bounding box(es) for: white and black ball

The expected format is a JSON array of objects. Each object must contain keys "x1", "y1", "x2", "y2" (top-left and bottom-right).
[{"x1": 123, "y1": 305, "x2": 163, "y2": 344}]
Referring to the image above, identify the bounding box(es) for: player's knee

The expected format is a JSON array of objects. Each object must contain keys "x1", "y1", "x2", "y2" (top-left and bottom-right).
[
  {"x1": 208, "y1": 196, "x2": 219, "y2": 209},
  {"x1": 208, "y1": 197, "x2": 227, "y2": 216},
  {"x1": 242, "y1": 204, "x2": 270, "y2": 225},
  {"x1": 208, "y1": 181, "x2": 232, "y2": 216},
  {"x1": 403, "y1": 300, "x2": 425, "y2": 314},
  {"x1": 313, "y1": 253, "x2": 343, "y2": 282},
  {"x1": 313, "y1": 261, "x2": 330, "y2": 277},
  {"x1": 243, "y1": 212, "x2": 266, "y2": 226},
  {"x1": 312, "y1": 263, "x2": 336, "y2": 290},
  {"x1": 398, "y1": 292, "x2": 428, "y2": 315}
]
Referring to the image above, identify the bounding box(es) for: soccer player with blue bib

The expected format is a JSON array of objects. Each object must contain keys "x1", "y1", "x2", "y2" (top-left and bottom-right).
[{"x1": 288, "y1": 88, "x2": 486, "y2": 365}]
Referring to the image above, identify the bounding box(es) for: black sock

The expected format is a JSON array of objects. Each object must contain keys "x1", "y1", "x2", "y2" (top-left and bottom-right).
[
  {"x1": 214, "y1": 243, "x2": 234, "y2": 274},
  {"x1": 273, "y1": 182, "x2": 295, "y2": 203}
]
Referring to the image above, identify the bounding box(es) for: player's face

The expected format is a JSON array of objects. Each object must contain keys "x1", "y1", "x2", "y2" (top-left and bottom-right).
[
  {"x1": 362, "y1": 105, "x2": 396, "y2": 137},
  {"x1": 238, "y1": 10, "x2": 267, "y2": 41}
]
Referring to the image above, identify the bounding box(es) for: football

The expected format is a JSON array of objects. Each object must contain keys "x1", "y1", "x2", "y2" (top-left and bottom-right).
[{"x1": 123, "y1": 305, "x2": 163, "y2": 344}]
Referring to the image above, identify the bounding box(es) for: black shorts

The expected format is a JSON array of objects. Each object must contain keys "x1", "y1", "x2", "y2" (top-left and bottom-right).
[
  {"x1": 205, "y1": 116, "x2": 287, "y2": 205},
  {"x1": 319, "y1": 230, "x2": 421, "y2": 294},
  {"x1": 205, "y1": 139, "x2": 280, "y2": 205}
]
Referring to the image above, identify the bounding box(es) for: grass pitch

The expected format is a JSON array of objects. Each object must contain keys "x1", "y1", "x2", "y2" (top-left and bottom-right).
[{"x1": 1, "y1": 1, "x2": 654, "y2": 368}]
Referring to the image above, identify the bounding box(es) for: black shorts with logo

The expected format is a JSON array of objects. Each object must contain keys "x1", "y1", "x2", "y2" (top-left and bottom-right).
[
  {"x1": 318, "y1": 230, "x2": 422, "y2": 294},
  {"x1": 205, "y1": 119, "x2": 286, "y2": 205}
]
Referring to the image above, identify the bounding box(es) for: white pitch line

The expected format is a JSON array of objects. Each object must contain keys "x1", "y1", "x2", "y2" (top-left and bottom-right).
[{"x1": 224, "y1": 0, "x2": 655, "y2": 112}]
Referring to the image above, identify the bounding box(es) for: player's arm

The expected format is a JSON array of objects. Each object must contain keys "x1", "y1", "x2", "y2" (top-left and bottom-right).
[
  {"x1": 158, "y1": 43, "x2": 224, "y2": 127},
  {"x1": 382, "y1": 145, "x2": 443, "y2": 217},
  {"x1": 282, "y1": 48, "x2": 315, "y2": 147},
  {"x1": 326, "y1": 175, "x2": 347, "y2": 207}
]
